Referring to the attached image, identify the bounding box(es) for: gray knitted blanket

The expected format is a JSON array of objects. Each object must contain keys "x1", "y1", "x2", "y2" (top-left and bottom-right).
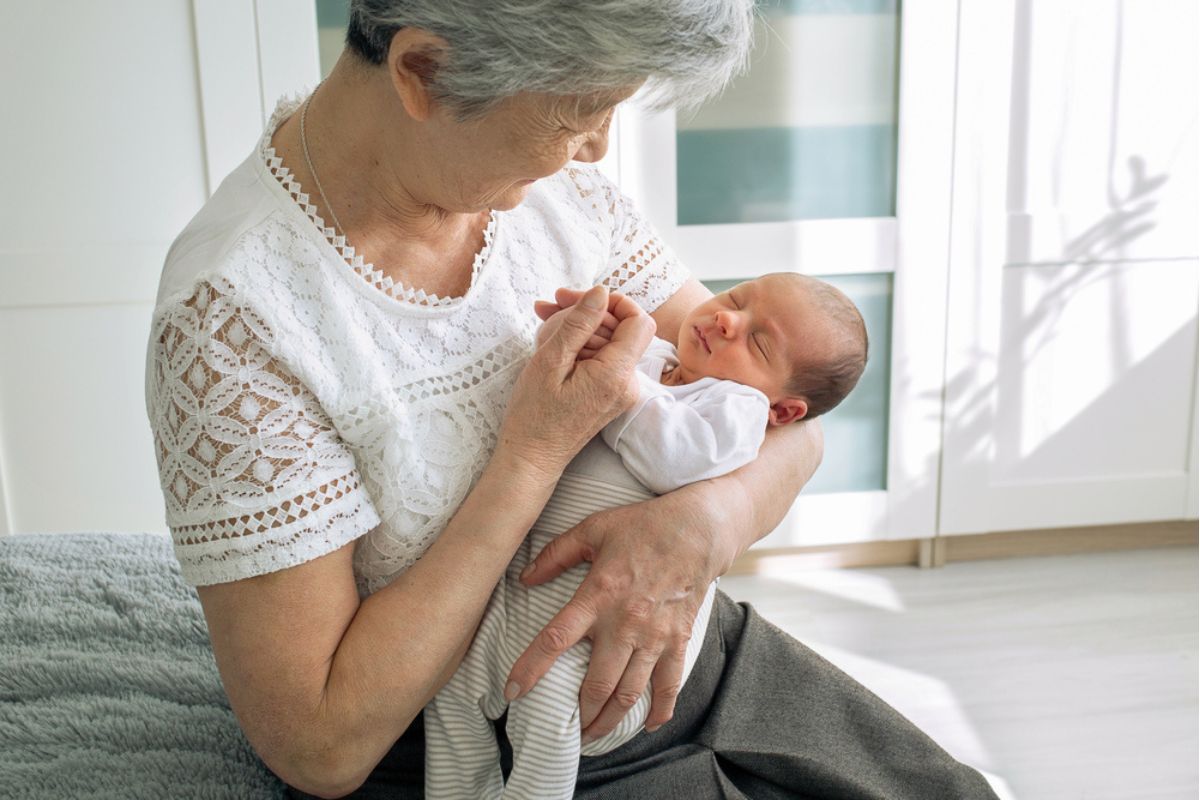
[{"x1": 0, "y1": 533, "x2": 284, "y2": 799}]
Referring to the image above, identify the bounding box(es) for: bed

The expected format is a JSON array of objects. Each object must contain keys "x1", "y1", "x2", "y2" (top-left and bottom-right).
[{"x1": 0, "y1": 532, "x2": 285, "y2": 798}]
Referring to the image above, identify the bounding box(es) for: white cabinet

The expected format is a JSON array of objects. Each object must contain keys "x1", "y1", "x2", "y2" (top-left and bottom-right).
[{"x1": 939, "y1": 0, "x2": 1199, "y2": 536}]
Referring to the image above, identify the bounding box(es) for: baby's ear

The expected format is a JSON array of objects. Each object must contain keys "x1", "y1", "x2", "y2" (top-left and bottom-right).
[{"x1": 768, "y1": 398, "x2": 807, "y2": 427}]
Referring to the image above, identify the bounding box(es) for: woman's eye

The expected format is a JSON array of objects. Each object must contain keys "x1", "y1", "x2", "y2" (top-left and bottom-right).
[{"x1": 728, "y1": 293, "x2": 739, "y2": 309}]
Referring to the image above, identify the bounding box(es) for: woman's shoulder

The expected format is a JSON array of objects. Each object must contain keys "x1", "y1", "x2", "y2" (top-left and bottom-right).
[{"x1": 154, "y1": 150, "x2": 297, "y2": 310}]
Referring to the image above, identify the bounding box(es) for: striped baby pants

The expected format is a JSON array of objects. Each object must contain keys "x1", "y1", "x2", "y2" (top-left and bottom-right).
[{"x1": 423, "y1": 472, "x2": 715, "y2": 800}]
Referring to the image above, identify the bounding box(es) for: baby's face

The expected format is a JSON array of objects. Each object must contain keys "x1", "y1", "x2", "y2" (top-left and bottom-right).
[{"x1": 674, "y1": 274, "x2": 831, "y2": 403}]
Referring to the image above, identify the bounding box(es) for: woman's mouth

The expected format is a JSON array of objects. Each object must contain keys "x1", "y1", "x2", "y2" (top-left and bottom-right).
[{"x1": 695, "y1": 326, "x2": 710, "y2": 354}]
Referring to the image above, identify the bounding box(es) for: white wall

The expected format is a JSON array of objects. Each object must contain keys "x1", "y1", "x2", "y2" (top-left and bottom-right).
[
  {"x1": 0, "y1": 1, "x2": 317, "y2": 535},
  {"x1": 0, "y1": 2, "x2": 206, "y2": 535}
]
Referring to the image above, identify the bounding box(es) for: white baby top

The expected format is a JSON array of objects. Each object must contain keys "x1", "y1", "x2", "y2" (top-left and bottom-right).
[
  {"x1": 602, "y1": 337, "x2": 770, "y2": 495},
  {"x1": 144, "y1": 94, "x2": 689, "y2": 599}
]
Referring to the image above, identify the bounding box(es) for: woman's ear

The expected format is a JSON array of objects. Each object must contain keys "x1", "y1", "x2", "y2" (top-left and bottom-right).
[
  {"x1": 385, "y1": 28, "x2": 449, "y2": 121},
  {"x1": 768, "y1": 398, "x2": 807, "y2": 427}
]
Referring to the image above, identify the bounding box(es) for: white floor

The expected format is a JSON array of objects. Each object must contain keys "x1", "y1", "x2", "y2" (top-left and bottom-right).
[{"x1": 720, "y1": 546, "x2": 1199, "y2": 800}]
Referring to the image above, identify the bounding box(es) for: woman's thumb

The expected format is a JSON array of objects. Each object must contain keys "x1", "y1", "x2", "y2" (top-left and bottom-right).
[
  {"x1": 543, "y1": 284, "x2": 608, "y2": 363},
  {"x1": 579, "y1": 284, "x2": 608, "y2": 310}
]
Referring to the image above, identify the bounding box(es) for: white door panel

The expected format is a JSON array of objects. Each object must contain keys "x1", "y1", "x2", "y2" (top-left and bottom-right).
[
  {"x1": 0, "y1": 1, "x2": 211, "y2": 536},
  {"x1": 1, "y1": 2, "x2": 206, "y2": 253},
  {"x1": 941, "y1": 0, "x2": 1199, "y2": 536},
  {"x1": 0, "y1": 304, "x2": 165, "y2": 534}
]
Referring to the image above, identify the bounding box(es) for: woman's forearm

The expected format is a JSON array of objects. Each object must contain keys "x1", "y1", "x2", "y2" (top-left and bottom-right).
[
  {"x1": 702, "y1": 418, "x2": 824, "y2": 573},
  {"x1": 313, "y1": 446, "x2": 561, "y2": 792}
]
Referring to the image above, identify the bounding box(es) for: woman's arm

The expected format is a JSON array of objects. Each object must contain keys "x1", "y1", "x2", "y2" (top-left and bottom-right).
[
  {"x1": 197, "y1": 448, "x2": 560, "y2": 797},
  {"x1": 195, "y1": 287, "x2": 655, "y2": 798},
  {"x1": 506, "y1": 277, "x2": 825, "y2": 742}
]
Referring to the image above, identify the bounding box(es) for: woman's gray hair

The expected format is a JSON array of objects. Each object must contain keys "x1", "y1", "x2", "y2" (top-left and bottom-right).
[{"x1": 345, "y1": 0, "x2": 755, "y2": 120}]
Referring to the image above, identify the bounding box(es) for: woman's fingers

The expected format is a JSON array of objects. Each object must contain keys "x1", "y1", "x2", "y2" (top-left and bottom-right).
[
  {"x1": 535, "y1": 285, "x2": 648, "y2": 373},
  {"x1": 553, "y1": 287, "x2": 639, "y2": 328},
  {"x1": 533, "y1": 300, "x2": 562, "y2": 321},
  {"x1": 536, "y1": 297, "x2": 615, "y2": 361},
  {"x1": 580, "y1": 646, "x2": 659, "y2": 742},
  {"x1": 536, "y1": 284, "x2": 612, "y2": 371},
  {"x1": 585, "y1": 331, "x2": 611, "y2": 352},
  {"x1": 539, "y1": 296, "x2": 617, "y2": 337},
  {"x1": 590, "y1": 294, "x2": 655, "y2": 373},
  {"x1": 506, "y1": 599, "x2": 595, "y2": 702},
  {"x1": 643, "y1": 642, "x2": 687, "y2": 732},
  {"x1": 553, "y1": 286, "x2": 588, "y2": 309},
  {"x1": 519, "y1": 526, "x2": 590, "y2": 587}
]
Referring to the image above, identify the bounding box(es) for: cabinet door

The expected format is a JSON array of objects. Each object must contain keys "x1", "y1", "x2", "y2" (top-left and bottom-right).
[
  {"x1": 616, "y1": 0, "x2": 959, "y2": 546},
  {"x1": 940, "y1": 0, "x2": 1200, "y2": 535}
]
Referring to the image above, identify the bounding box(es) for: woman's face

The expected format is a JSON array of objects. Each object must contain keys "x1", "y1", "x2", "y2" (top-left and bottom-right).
[{"x1": 423, "y1": 87, "x2": 638, "y2": 212}]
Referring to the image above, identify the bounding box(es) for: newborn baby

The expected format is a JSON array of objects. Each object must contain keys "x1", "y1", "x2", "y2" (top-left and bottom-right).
[{"x1": 424, "y1": 272, "x2": 868, "y2": 800}]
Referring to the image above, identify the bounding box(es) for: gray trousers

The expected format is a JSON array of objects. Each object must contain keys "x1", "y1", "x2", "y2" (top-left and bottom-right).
[{"x1": 287, "y1": 591, "x2": 998, "y2": 799}]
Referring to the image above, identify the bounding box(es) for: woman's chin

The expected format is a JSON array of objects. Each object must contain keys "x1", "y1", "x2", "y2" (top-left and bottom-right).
[{"x1": 479, "y1": 181, "x2": 536, "y2": 212}]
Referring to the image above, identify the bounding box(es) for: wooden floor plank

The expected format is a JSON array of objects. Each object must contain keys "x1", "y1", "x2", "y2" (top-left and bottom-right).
[{"x1": 720, "y1": 546, "x2": 1199, "y2": 800}]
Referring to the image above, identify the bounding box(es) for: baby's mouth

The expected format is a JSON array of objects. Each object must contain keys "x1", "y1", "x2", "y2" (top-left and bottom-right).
[{"x1": 695, "y1": 326, "x2": 711, "y2": 354}]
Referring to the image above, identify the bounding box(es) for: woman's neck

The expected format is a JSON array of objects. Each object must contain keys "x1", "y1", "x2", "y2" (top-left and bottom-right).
[
  {"x1": 300, "y1": 57, "x2": 478, "y2": 247},
  {"x1": 278, "y1": 57, "x2": 491, "y2": 295}
]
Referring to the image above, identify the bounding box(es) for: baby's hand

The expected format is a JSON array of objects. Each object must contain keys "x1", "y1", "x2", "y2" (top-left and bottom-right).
[{"x1": 535, "y1": 289, "x2": 619, "y2": 359}]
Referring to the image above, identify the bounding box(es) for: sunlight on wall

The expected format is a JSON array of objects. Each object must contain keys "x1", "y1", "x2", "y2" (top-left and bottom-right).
[{"x1": 997, "y1": 261, "x2": 1197, "y2": 482}]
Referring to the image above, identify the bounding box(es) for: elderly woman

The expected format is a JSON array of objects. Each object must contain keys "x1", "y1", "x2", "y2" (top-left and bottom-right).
[{"x1": 146, "y1": 1, "x2": 998, "y2": 798}]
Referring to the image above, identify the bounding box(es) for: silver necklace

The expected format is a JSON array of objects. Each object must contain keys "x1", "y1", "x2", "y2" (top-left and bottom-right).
[{"x1": 300, "y1": 87, "x2": 347, "y2": 238}]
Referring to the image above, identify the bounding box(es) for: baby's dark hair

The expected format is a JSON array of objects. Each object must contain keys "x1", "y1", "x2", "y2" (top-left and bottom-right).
[{"x1": 776, "y1": 274, "x2": 868, "y2": 420}]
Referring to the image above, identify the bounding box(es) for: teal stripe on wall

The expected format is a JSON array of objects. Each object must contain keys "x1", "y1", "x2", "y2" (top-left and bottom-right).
[
  {"x1": 677, "y1": 125, "x2": 897, "y2": 225},
  {"x1": 316, "y1": 0, "x2": 350, "y2": 29},
  {"x1": 702, "y1": 273, "x2": 891, "y2": 494}
]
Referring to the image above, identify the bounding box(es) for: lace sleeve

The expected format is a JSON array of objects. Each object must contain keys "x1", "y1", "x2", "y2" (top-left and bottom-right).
[
  {"x1": 575, "y1": 169, "x2": 691, "y2": 312},
  {"x1": 147, "y1": 278, "x2": 381, "y2": 587}
]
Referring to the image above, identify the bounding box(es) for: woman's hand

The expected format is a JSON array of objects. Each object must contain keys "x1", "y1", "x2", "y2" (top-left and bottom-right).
[
  {"x1": 534, "y1": 287, "x2": 619, "y2": 359},
  {"x1": 505, "y1": 481, "x2": 737, "y2": 742},
  {"x1": 499, "y1": 285, "x2": 655, "y2": 481}
]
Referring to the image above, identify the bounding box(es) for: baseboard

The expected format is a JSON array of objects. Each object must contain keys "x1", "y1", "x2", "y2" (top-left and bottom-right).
[{"x1": 728, "y1": 520, "x2": 1199, "y2": 575}]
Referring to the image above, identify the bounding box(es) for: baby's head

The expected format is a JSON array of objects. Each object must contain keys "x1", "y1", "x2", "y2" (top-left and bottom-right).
[{"x1": 674, "y1": 273, "x2": 868, "y2": 426}]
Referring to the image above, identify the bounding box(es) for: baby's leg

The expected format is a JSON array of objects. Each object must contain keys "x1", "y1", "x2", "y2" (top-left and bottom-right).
[
  {"x1": 424, "y1": 586, "x2": 511, "y2": 800},
  {"x1": 424, "y1": 685, "x2": 505, "y2": 800},
  {"x1": 501, "y1": 642, "x2": 591, "y2": 800}
]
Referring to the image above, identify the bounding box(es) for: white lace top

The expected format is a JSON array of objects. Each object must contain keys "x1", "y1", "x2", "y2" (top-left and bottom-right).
[{"x1": 144, "y1": 95, "x2": 689, "y2": 598}]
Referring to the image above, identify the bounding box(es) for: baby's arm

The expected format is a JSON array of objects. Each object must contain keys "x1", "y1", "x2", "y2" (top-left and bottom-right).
[{"x1": 601, "y1": 375, "x2": 770, "y2": 495}]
